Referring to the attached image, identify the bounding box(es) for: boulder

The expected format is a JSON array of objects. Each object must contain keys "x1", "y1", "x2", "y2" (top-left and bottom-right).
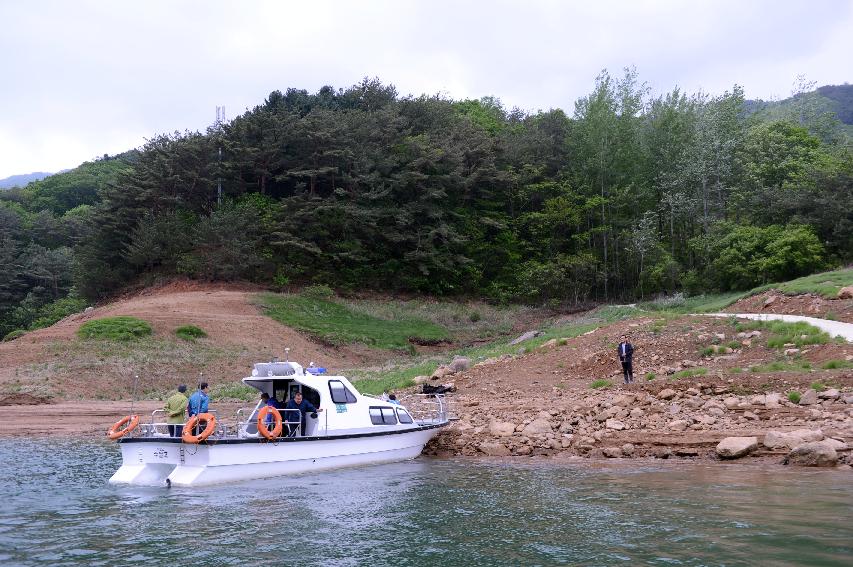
[
  {"x1": 817, "y1": 388, "x2": 840, "y2": 400},
  {"x1": 764, "y1": 393, "x2": 782, "y2": 408},
  {"x1": 488, "y1": 420, "x2": 517, "y2": 438},
  {"x1": 602, "y1": 446, "x2": 623, "y2": 458},
  {"x1": 413, "y1": 375, "x2": 430, "y2": 385},
  {"x1": 521, "y1": 418, "x2": 553, "y2": 436},
  {"x1": 621, "y1": 443, "x2": 636, "y2": 456},
  {"x1": 822, "y1": 437, "x2": 848, "y2": 451},
  {"x1": 763, "y1": 429, "x2": 824, "y2": 449},
  {"x1": 716, "y1": 436, "x2": 759, "y2": 459},
  {"x1": 667, "y1": 419, "x2": 690, "y2": 432},
  {"x1": 612, "y1": 394, "x2": 634, "y2": 407},
  {"x1": 449, "y1": 356, "x2": 471, "y2": 373},
  {"x1": 431, "y1": 365, "x2": 453, "y2": 380},
  {"x1": 658, "y1": 388, "x2": 677, "y2": 400},
  {"x1": 838, "y1": 286, "x2": 853, "y2": 300},
  {"x1": 798, "y1": 389, "x2": 819, "y2": 405},
  {"x1": 786, "y1": 441, "x2": 839, "y2": 467},
  {"x1": 477, "y1": 443, "x2": 512, "y2": 457},
  {"x1": 763, "y1": 295, "x2": 777, "y2": 308},
  {"x1": 509, "y1": 330, "x2": 542, "y2": 345},
  {"x1": 723, "y1": 397, "x2": 740, "y2": 410},
  {"x1": 605, "y1": 419, "x2": 625, "y2": 431}
]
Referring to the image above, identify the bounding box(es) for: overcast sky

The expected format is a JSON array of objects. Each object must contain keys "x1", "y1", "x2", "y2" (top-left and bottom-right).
[{"x1": 0, "y1": 0, "x2": 850, "y2": 179}]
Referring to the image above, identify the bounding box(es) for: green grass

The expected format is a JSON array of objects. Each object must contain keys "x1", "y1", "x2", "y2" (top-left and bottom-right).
[
  {"x1": 638, "y1": 291, "x2": 747, "y2": 314},
  {"x1": 645, "y1": 372, "x2": 656, "y2": 381},
  {"x1": 256, "y1": 292, "x2": 450, "y2": 349},
  {"x1": 2, "y1": 329, "x2": 26, "y2": 342},
  {"x1": 590, "y1": 379, "x2": 612, "y2": 389},
  {"x1": 209, "y1": 382, "x2": 257, "y2": 401},
  {"x1": 822, "y1": 359, "x2": 853, "y2": 370},
  {"x1": 671, "y1": 367, "x2": 708, "y2": 380},
  {"x1": 749, "y1": 361, "x2": 812, "y2": 373},
  {"x1": 734, "y1": 320, "x2": 830, "y2": 349},
  {"x1": 809, "y1": 381, "x2": 827, "y2": 392},
  {"x1": 175, "y1": 325, "x2": 207, "y2": 340},
  {"x1": 730, "y1": 367, "x2": 743, "y2": 374},
  {"x1": 351, "y1": 361, "x2": 440, "y2": 395},
  {"x1": 77, "y1": 317, "x2": 152, "y2": 341},
  {"x1": 788, "y1": 391, "x2": 801, "y2": 403},
  {"x1": 747, "y1": 268, "x2": 853, "y2": 299}
]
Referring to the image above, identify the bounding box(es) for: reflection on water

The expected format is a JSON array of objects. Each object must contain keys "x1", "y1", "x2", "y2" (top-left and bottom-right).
[{"x1": 0, "y1": 438, "x2": 850, "y2": 566}]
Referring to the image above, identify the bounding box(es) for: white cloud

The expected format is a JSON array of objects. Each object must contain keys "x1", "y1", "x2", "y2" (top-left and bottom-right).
[{"x1": 0, "y1": 0, "x2": 850, "y2": 178}]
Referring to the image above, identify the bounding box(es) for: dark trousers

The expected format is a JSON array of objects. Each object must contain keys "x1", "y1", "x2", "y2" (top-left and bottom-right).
[
  {"x1": 621, "y1": 359, "x2": 634, "y2": 383},
  {"x1": 169, "y1": 424, "x2": 180, "y2": 437}
]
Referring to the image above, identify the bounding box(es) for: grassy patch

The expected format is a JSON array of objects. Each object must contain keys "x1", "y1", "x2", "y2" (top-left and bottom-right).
[
  {"x1": 175, "y1": 325, "x2": 208, "y2": 340},
  {"x1": 788, "y1": 391, "x2": 801, "y2": 403},
  {"x1": 749, "y1": 361, "x2": 812, "y2": 373},
  {"x1": 351, "y1": 361, "x2": 439, "y2": 395},
  {"x1": 671, "y1": 367, "x2": 708, "y2": 380},
  {"x1": 809, "y1": 381, "x2": 827, "y2": 392},
  {"x1": 734, "y1": 320, "x2": 830, "y2": 349},
  {"x1": 821, "y1": 359, "x2": 853, "y2": 370},
  {"x1": 748, "y1": 268, "x2": 853, "y2": 299},
  {"x1": 730, "y1": 367, "x2": 743, "y2": 374},
  {"x1": 645, "y1": 372, "x2": 656, "y2": 381},
  {"x1": 210, "y1": 382, "x2": 257, "y2": 401},
  {"x1": 77, "y1": 316, "x2": 152, "y2": 341},
  {"x1": 590, "y1": 379, "x2": 612, "y2": 389},
  {"x1": 256, "y1": 293, "x2": 450, "y2": 349},
  {"x1": 638, "y1": 292, "x2": 747, "y2": 314},
  {"x1": 2, "y1": 329, "x2": 26, "y2": 342}
]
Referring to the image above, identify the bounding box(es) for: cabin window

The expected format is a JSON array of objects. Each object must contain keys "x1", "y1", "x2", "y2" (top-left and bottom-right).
[
  {"x1": 329, "y1": 380, "x2": 357, "y2": 404},
  {"x1": 396, "y1": 408, "x2": 413, "y2": 424},
  {"x1": 369, "y1": 406, "x2": 398, "y2": 425}
]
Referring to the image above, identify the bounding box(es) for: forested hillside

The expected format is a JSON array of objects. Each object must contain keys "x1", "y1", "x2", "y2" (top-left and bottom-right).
[{"x1": 1, "y1": 71, "x2": 851, "y2": 339}]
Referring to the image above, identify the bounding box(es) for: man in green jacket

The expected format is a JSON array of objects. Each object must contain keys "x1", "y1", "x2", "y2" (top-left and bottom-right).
[{"x1": 165, "y1": 384, "x2": 188, "y2": 437}]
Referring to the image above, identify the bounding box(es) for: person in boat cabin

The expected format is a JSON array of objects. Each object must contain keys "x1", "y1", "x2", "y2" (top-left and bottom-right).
[
  {"x1": 260, "y1": 392, "x2": 281, "y2": 425},
  {"x1": 617, "y1": 335, "x2": 635, "y2": 384},
  {"x1": 187, "y1": 382, "x2": 209, "y2": 417},
  {"x1": 388, "y1": 394, "x2": 400, "y2": 405},
  {"x1": 284, "y1": 391, "x2": 323, "y2": 436},
  {"x1": 164, "y1": 384, "x2": 188, "y2": 437}
]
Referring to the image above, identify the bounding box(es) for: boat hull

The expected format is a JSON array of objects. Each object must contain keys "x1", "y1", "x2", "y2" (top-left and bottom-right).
[{"x1": 109, "y1": 424, "x2": 444, "y2": 487}]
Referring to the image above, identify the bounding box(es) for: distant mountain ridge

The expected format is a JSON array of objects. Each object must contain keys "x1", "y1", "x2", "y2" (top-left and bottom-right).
[{"x1": 0, "y1": 171, "x2": 54, "y2": 189}]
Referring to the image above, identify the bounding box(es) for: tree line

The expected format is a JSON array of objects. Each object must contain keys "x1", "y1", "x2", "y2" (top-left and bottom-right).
[{"x1": 1, "y1": 72, "x2": 851, "y2": 338}]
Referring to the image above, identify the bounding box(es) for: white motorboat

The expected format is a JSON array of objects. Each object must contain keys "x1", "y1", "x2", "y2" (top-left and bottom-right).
[{"x1": 108, "y1": 360, "x2": 450, "y2": 487}]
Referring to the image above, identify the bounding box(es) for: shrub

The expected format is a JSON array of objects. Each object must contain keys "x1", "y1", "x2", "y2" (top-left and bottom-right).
[
  {"x1": 175, "y1": 325, "x2": 207, "y2": 340},
  {"x1": 788, "y1": 391, "x2": 801, "y2": 403},
  {"x1": 77, "y1": 317, "x2": 152, "y2": 341},
  {"x1": 700, "y1": 346, "x2": 716, "y2": 357},
  {"x1": 300, "y1": 284, "x2": 335, "y2": 300},
  {"x1": 645, "y1": 372, "x2": 655, "y2": 381},
  {"x1": 590, "y1": 379, "x2": 612, "y2": 389},
  {"x1": 671, "y1": 368, "x2": 708, "y2": 380},
  {"x1": 468, "y1": 311, "x2": 482, "y2": 323},
  {"x1": 28, "y1": 297, "x2": 89, "y2": 330},
  {"x1": 822, "y1": 359, "x2": 852, "y2": 370},
  {"x1": 809, "y1": 381, "x2": 827, "y2": 392},
  {"x1": 2, "y1": 329, "x2": 26, "y2": 342},
  {"x1": 727, "y1": 341, "x2": 741, "y2": 350}
]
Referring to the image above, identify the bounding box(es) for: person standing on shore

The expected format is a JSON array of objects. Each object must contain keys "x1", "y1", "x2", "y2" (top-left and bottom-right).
[
  {"x1": 618, "y1": 335, "x2": 634, "y2": 384},
  {"x1": 164, "y1": 384, "x2": 188, "y2": 437}
]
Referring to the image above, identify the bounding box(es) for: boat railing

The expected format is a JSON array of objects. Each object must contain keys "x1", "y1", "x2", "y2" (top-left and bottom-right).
[
  {"x1": 400, "y1": 393, "x2": 453, "y2": 424},
  {"x1": 135, "y1": 409, "x2": 222, "y2": 438}
]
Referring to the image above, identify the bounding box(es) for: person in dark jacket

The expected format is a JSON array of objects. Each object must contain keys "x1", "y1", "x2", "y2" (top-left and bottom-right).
[
  {"x1": 618, "y1": 335, "x2": 634, "y2": 384},
  {"x1": 284, "y1": 391, "x2": 323, "y2": 436}
]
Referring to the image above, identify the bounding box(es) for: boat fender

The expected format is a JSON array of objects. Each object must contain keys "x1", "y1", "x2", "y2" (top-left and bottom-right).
[
  {"x1": 107, "y1": 414, "x2": 140, "y2": 440},
  {"x1": 257, "y1": 406, "x2": 283, "y2": 440},
  {"x1": 182, "y1": 413, "x2": 217, "y2": 444}
]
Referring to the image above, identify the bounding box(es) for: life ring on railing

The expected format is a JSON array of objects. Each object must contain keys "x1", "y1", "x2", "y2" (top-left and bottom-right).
[
  {"x1": 107, "y1": 414, "x2": 140, "y2": 440},
  {"x1": 257, "y1": 406, "x2": 283, "y2": 440},
  {"x1": 182, "y1": 413, "x2": 217, "y2": 443}
]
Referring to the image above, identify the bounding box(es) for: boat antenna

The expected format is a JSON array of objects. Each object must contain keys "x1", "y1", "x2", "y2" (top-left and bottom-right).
[{"x1": 284, "y1": 347, "x2": 290, "y2": 362}]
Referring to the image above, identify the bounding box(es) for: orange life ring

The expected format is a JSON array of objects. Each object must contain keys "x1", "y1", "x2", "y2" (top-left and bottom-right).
[
  {"x1": 182, "y1": 413, "x2": 217, "y2": 443},
  {"x1": 108, "y1": 415, "x2": 140, "y2": 440},
  {"x1": 257, "y1": 406, "x2": 283, "y2": 440}
]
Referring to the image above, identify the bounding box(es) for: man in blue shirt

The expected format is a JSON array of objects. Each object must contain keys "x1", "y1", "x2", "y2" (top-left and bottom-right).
[
  {"x1": 188, "y1": 382, "x2": 209, "y2": 416},
  {"x1": 284, "y1": 391, "x2": 322, "y2": 436}
]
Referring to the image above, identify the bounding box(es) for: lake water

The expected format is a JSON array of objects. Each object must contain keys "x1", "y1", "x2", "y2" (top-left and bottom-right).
[{"x1": 0, "y1": 439, "x2": 850, "y2": 566}]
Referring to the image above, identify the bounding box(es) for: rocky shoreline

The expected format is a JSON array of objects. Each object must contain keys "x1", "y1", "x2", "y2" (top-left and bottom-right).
[{"x1": 424, "y1": 373, "x2": 852, "y2": 469}]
